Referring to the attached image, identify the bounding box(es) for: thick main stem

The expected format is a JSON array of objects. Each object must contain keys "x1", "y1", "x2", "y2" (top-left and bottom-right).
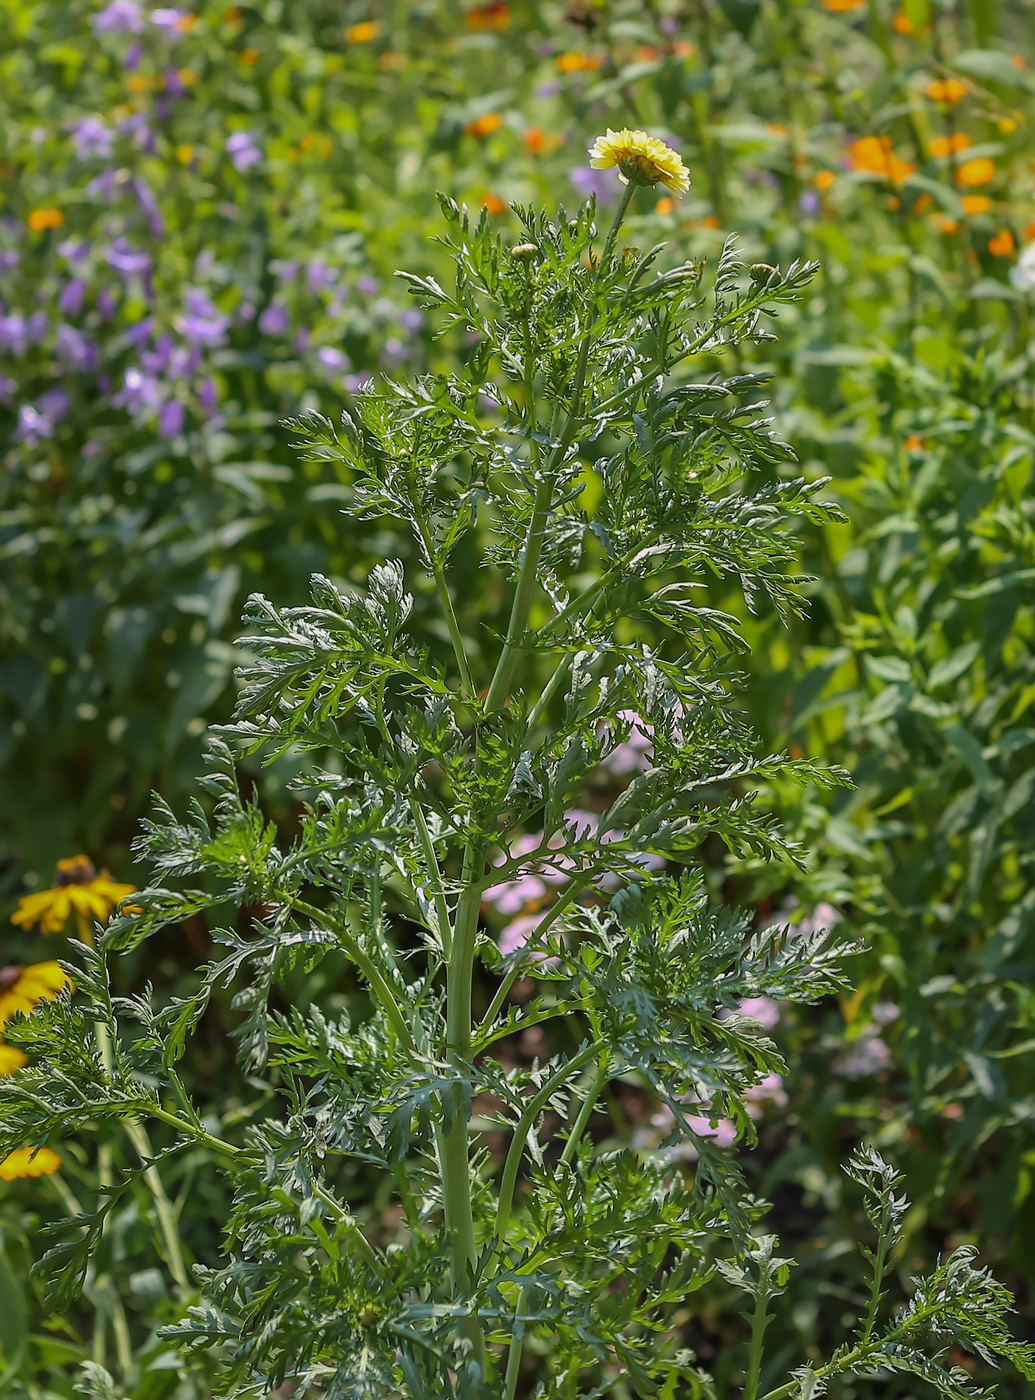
[{"x1": 441, "y1": 867, "x2": 487, "y2": 1375}]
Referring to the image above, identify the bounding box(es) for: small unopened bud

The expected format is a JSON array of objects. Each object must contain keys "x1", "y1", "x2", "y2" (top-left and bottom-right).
[
  {"x1": 749, "y1": 262, "x2": 780, "y2": 286},
  {"x1": 358, "y1": 1305, "x2": 378, "y2": 1326},
  {"x1": 510, "y1": 242, "x2": 539, "y2": 262}
]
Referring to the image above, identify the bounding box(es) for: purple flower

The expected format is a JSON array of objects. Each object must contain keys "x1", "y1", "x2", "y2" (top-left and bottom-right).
[
  {"x1": 177, "y1": 289, "x2": 229, "y2": 347},
  {"x1": 117, "y1": 110, "x2": 155, "y2": 154},
  {"x1": 107, "y1": 237, "x2": 152, "y2": 279},
  {"x1": 379, "y1": 336, "x2": 406, "y2": 369},
  {"x1": 97, "y1": 287, "x2": 117, "y2": 319},
  {"x1": 70, "y1": 117, "x2": 113, "y2": 160},
  {"x1": 733, "y1": 996, "x2": 781, "y2": 1029},
  {"x1": 151, "y1": 7, "x2": 187, "y2": 30},
  {"x1": 55, "y1": 323, "x2": 99, "y2": 372},
  {"x1": 125, "y1": 317, "x2": 155, "y2": 348},
  {"x1": 305, "y1": 259, "x2": 337, "y2": 294},
  {"x1": 16, "y1": 388, "x2": 70, "y2": 444},
  {"x1": 316, "y1": 345, "x2": 349, "y2": 372},
  {"x1": 132, "y1": 177, "x2": 165, "y2": 238},
  {"x1": 344, "y1": 370, "x2": 372, "y2": 394},
  {"x1": 270, "y1": 259, "x2": 298, "y2": 282},
  {"x1": 58, "y1": 278, "x2": 87, "y2": 317},
  {"x1": 197, "y1": 376, "x2": 218, "y2": 411},
  {"x1": 92, "y1": 0, "x2": 144, "y2": 34},
  {"x1": 294, "y1": 327, "x2": 310, "y2": 355},
  {"x1": 58, "y1": 239, "x2": 91, "y2": 265},
  {"x1": 125, "y1": 39, "x2": 142, "y2": 67},
  {"x1": 158, "y1": 398, "x2": 186, "y2": 436},
  {"x1": 0, "y1": 250, "x2": 19, "y2": 275},
  {"x1": 799, "y1": 190, "x2": 820, "y2": 215},
  {"x1": 355, "y1": 274, "x2": 380, "y2": 296},
  {"x1": 258, "y1": 302, "x2": 289, "y2": 335},
  {"x1": 570, "y1": 165, "x2": 619, "y2": 208},
  {"x1": 0, "y1": 374, "x2": 15, "y2": 403},
  {"x1": 114, "y1": 366, "x2": 162, "y2": 414},
  {"x1": 225, "y1": 130, "x2": 262, "y2": 173}
]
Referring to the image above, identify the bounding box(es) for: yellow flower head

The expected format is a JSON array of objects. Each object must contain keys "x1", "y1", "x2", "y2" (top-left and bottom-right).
[
  {"x1": 0, "y1": 1044, "x2": 27, "y2": 1076},
  {"x1": 0, "y1": 1146, "x2": 61, "y2": 1181},
  {"x1": 0, "y1": 962, "x2": 74, "y2": 1025},
  {"x1": 11, "y1": 856, "x2": 136, "y2": 937},
  {"x1": 588, "y1": 128, "x2": 690, "y2": 196}
]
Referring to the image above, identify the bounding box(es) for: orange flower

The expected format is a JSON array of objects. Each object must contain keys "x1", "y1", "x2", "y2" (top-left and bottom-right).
[
  {"x1": 635, "y1": 45, "x2": 660, "y2": 62},
  {"x1": 523, "y1": 126, "x2": 559, "y2": 156},
  {"x1": 988, "y1": 228, "x2": 1015, "y2": 256},
  {"x1": 961, "y1": 194, "x2": 992, "y2": 215},
  {"x1": 671, "y1": 40, "x2": 695, "y2": 58},
  {"x1": 814, "y1": 169, "x2": 837, "y2": 189},
  {"x1": 27, "y1": 208, "x2": 64, "y2": 232},
  {"x1": 928, "y1": 133, "x2": 970, "y2": 157},
  {"x1": 1011, "y1": 54, "x2": 1027, "y2": 70},
  {"x1": 891, "y1": 10, "x2": 913, "y2": 33},
  {"x1": 464, "y1": 112, "x2": 502, "y2": 138},
  {"x1": 912, "y1": 192, "x2": 932, "y2": 215},
  {"x1": 655, "y1": 196, "x2": 675, "y2": 214},
  {"x1": 700, "y1": 214, "x2": 721, "y2": 229},
  {"x1": 557, "y1": 52, "x2": 602, "y2": 73},
  {"x1": 926, "y1": 77, "x2": 968, "y2": 104},
  {"x1": 904, "y1": 435, "x2": 926, "y2": 451},
  {"x1": 127, "y1": 73, "x2": 153, "y2": 93},
  {"x1": 823, "y1": 0, "x2": 863, "y2": 10},
  {"x1": 1025, "y1": 220, "x2": 1035, "y2": 242},
  {"x1": 0, "y1": 1147, "x2": 61, "y2": 1181},
  {"x1": 464, "y1": 1, "x2": 511, "y2": 30},
  {"x1": 480, "y1": 193, "x2": 508, "y2": 214},
  {"x1": 239, "y1": 46, "x2": 260, "y2": 64},
  {"x1": 936, "y1": 216, "x2": 960, "y2": 234},
  {"x1": 957, "y1": 156, "x2": 994, "y2": 187},
  {"x1": 175, "y1": 143, "x2": 195, "y2": 164},
  {"x1": 344, "y1": 20, "x2": 379, "y2": 42},
  {"x1": 177, "y1": 67, "x2": 198, "y2": 85},
  {"x1": 176, "y1": 12, "x2": 196, "y2": 29},
  {"x1": 767, "y1": 123, "x2": 789, "y2": 138},
  {"x1": 848, "y1": 136, "x2": 914, "y2": 184}
]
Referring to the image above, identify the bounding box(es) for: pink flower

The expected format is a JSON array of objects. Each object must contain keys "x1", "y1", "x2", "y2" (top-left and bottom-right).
[
  {"x1": 498, "y1": 912, "x2": 542, "y2": 957},
  {"x1": 734, "y1": 996, "x2": 781, "y2": 1029},
  {"x1": 683, "y1": 1114, "x2": 738, "y2": 1148},
  {"x1": 744, "y1": 1072, "x2": 788, "y2": 1117}
]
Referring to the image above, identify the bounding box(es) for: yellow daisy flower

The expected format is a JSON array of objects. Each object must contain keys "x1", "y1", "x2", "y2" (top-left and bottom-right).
[
  {"x1": 0, "y1": 1044, "x2": 27, "y2": 1075},
  {"x1": 0, "y1": 962, "x2": 74, "y2": 1025},
  {"x1": 0, "y1": 1146, "x2": 61, "y2": 1181},
  {"x1": 588, "y1": 128, "x2": 690, "y2": 196},
  {"x1": 11, "y1": 856, "x2": 135, "y2": 938}
]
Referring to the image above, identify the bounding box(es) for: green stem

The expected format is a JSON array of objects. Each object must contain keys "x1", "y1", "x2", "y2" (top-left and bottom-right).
[
  {"x1": 476, "y1": 879, "x2": 588, "y2": 1037},
  {"x1": 559, "y1": 1055, "x2": 610, "y2": 1168},
  {"x1": 502, "y1": 1284, "x2": 529, "y2": 1400},
  {"x1": 410, "y1": 797, "x2": 453, "y2": 957},
  {"x1": 123, "y1": 1117, "x2": 190, "y2": 1290},
  {"x1": 434, "y1": 558, "x2": 476, "y2": 701},
  {"x1": 494, "y1": 1040, "x2": 604, "y2": 1244},
  {"x1": 291, "y1": 897, "x2": 414, "y2": 1052},
  {"x1": 441, "y1": 852, "x2": 487, "y2": 1375},
  {"x1": 743, "y1": 1286, "x2": 769, "y2": 1400},
  {"x1": 861, "y1": 1231, "x2": 889, "y2": 1344}
]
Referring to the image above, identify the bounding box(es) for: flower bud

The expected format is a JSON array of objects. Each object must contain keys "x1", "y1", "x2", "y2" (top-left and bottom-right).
[
  {"x1": 510, "y1": 242, "x2": 539, "y2": 262},
  {"x1": 749, "y1": 263, "x2": 780, "y2": 286}
]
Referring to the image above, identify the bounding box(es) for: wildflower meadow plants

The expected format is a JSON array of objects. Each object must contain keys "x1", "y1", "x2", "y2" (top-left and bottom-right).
[{"x1": 4, "y1": 144, "x2": 1034, "y2": 1399}]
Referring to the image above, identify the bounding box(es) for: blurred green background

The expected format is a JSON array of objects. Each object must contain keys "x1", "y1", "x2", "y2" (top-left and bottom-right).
[{"x1": 1, "y1": 0, "x2": 1033, "y2": 1393}]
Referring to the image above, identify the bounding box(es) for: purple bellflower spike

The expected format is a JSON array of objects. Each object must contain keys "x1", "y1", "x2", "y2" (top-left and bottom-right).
[
  {"x1": 132, "y1": 177, "x2": 165, "y2": 238},
  {"x1": 258, "y1": 303, "x2": 289, "y2": 335},
  {"x1": 70, "y1": 118, "x2": 114, "y2": 160},
  {"x1": 158, "y1": 398, "x2": 186, "y2": 436},
  {"x1": 569, "y1": 165, "x2": 619, "y2": 207},
  {"x1": 114, "y1": 366, "x2": 162, "y2": 415},
  {"x1": 151, "y1": 7, "x2": 187, "y2": 30},
  {"x1": 107, "y1": 237, "x2": 152, "y2": 279},
  {"x1": 225, "y1": 130, "x2": 262, "y2": 173},
  {"x1": 92, "y1": 0, "x2": 144, "y2": 34},
  {"x1": 55, "y1": 324, "x2": 99, "y2": 372},
  {"x1": 58, "y1": 278, "x2": 87, "y2": 317},
  {"x1": 178, "y1": 289, "x2": 230, "y2": 347}
]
